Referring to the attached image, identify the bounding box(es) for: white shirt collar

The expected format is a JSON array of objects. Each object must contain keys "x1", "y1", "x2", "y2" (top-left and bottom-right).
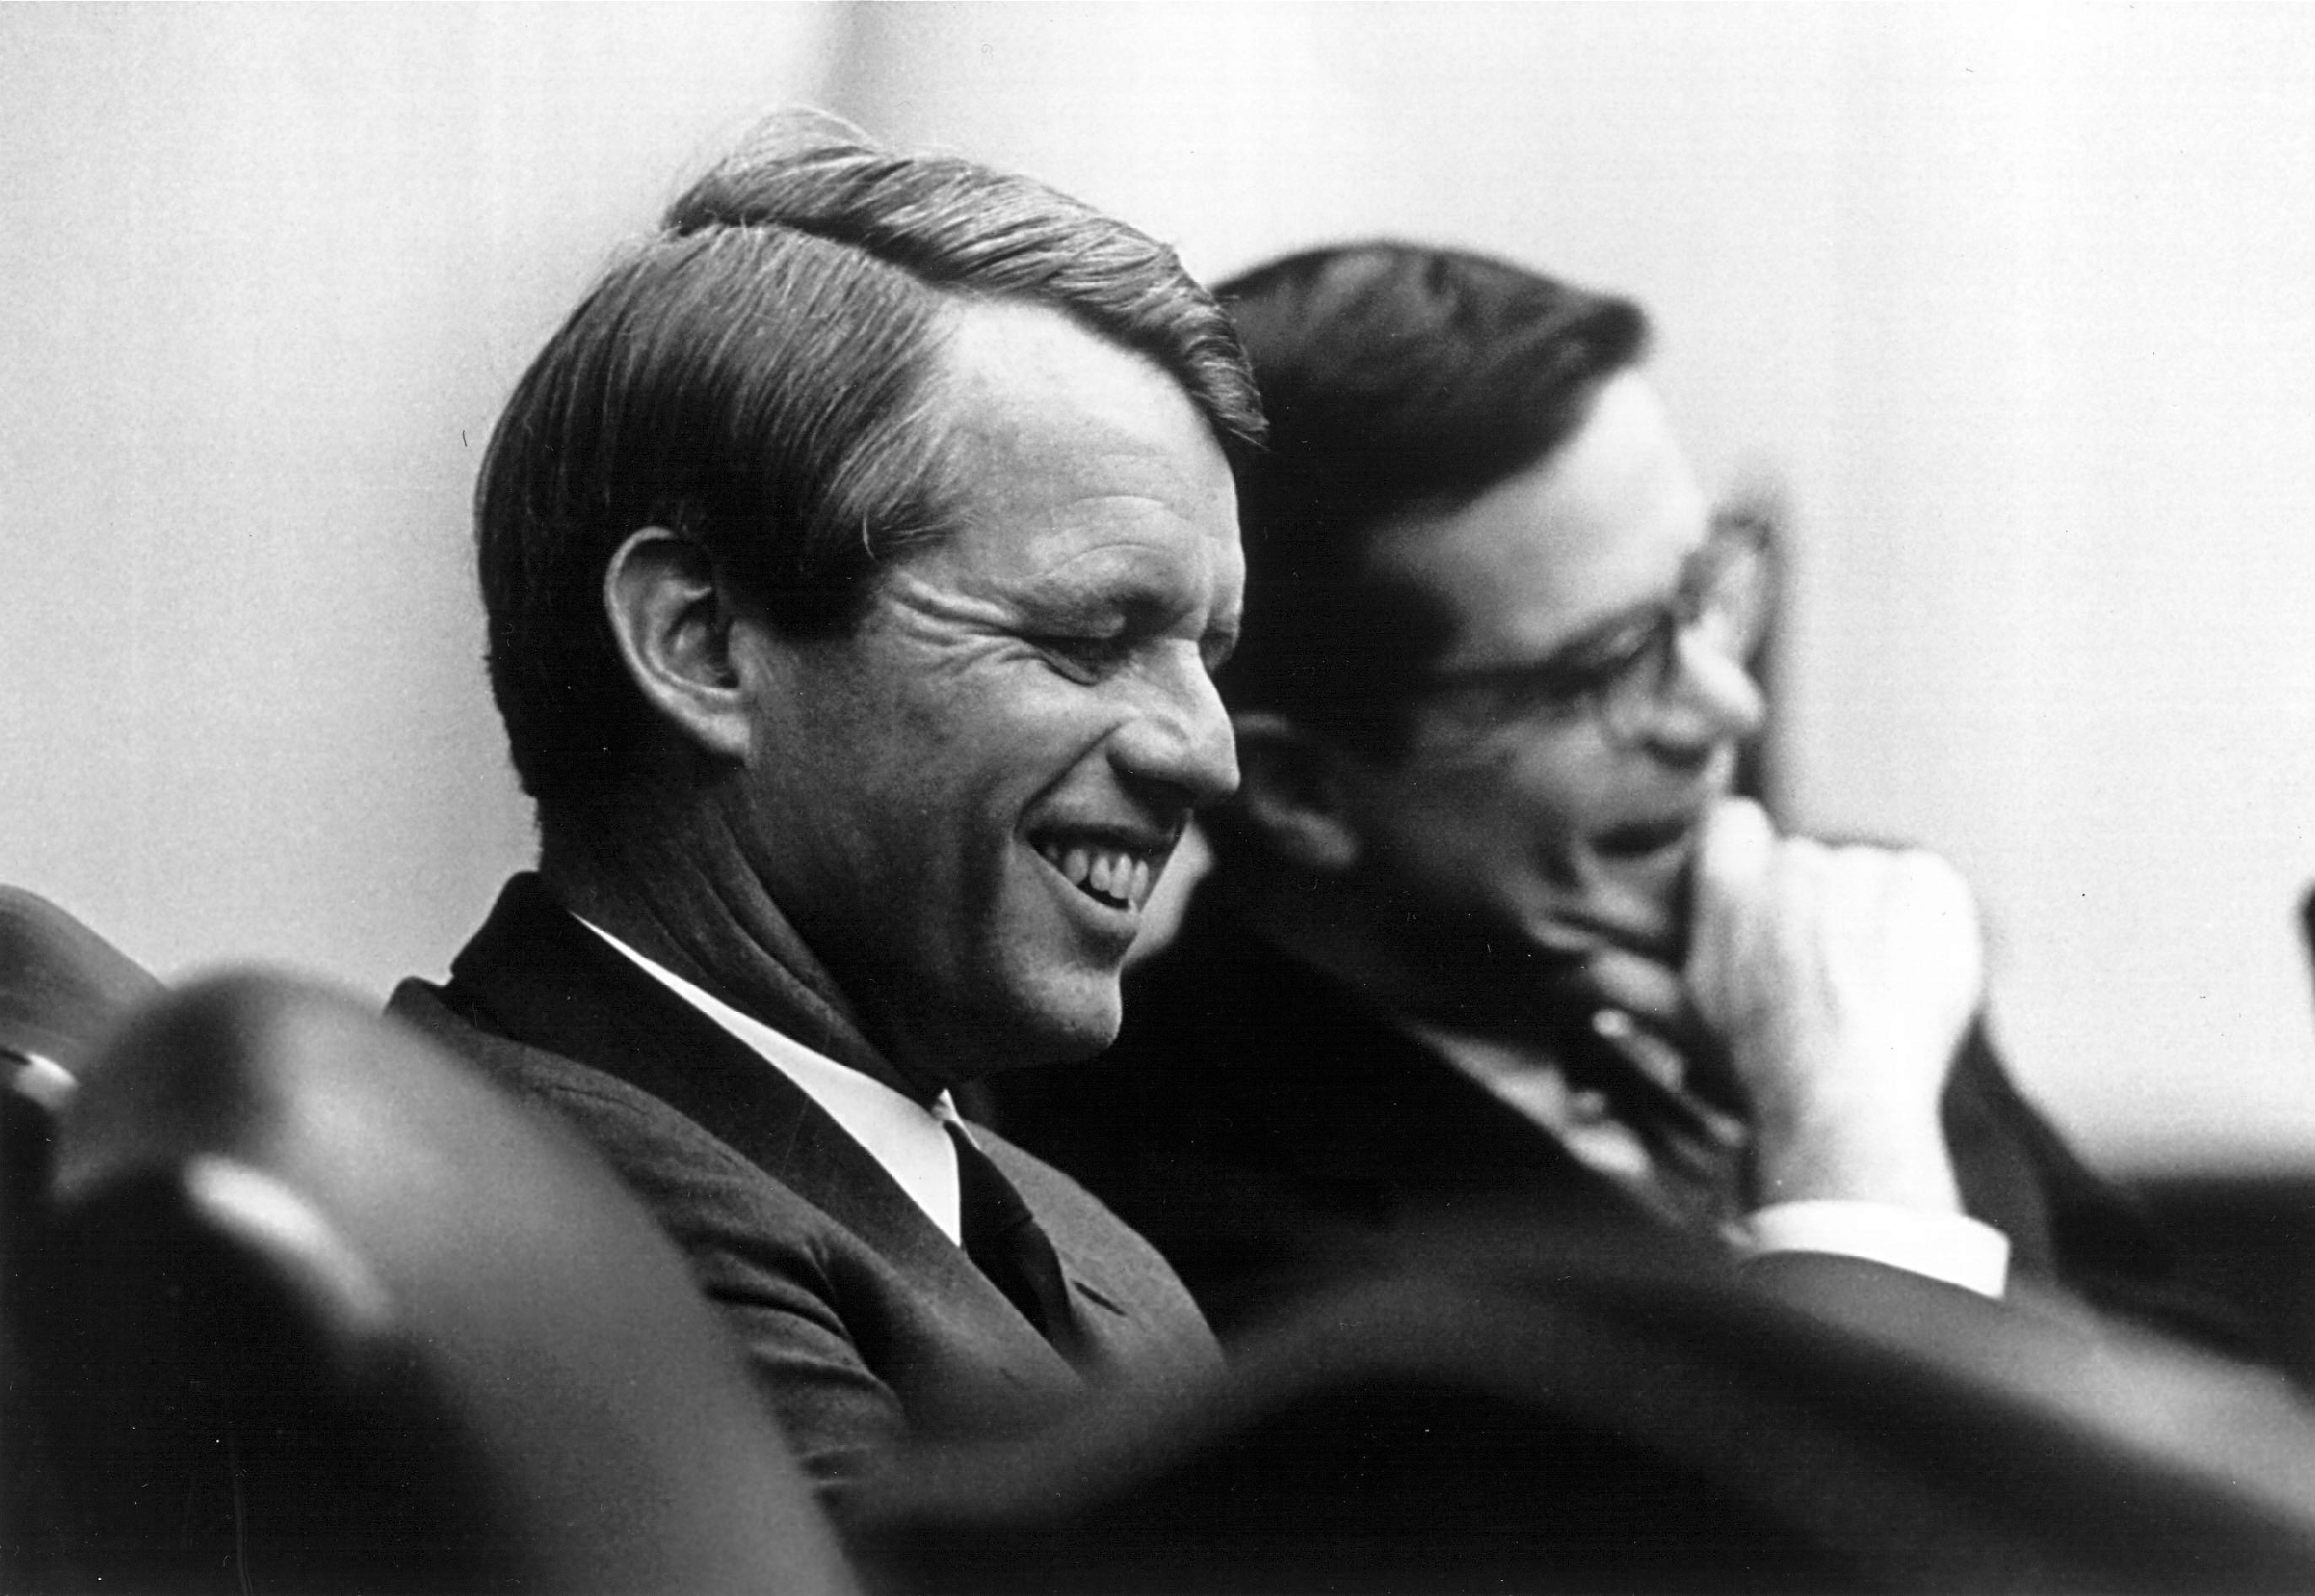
[
  {"x1": 1404, "y1": 1019, "x2": 1660, "y2": 1184},
  {"x1": 1404, "y1": 1015, "x2": 2007, "y2": 1296},
  {"x1": 576, "y1": 917, "x2": 964, "y2": 1243}
]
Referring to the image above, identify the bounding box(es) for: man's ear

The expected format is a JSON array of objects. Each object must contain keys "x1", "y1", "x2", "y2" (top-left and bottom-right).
[
  {"x1": 1231, "y1": 711, "x2": 1364, "y2": 874},
  {"x1": 602, "y1": 528, "x2": 754, "y2": 763}
]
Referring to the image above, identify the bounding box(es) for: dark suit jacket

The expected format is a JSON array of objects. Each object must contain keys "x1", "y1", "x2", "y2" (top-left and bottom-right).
[
  {"x1": 984, "y1": 888, "x2": 2216, "y2": 1343},
  {"x1": 387, "y1": 876, "x2": 1220, "y2": 1515}
]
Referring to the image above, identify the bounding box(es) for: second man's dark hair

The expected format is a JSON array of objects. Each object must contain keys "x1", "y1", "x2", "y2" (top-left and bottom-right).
[{"x1": 1214, "y1": 242, "x2": 1647, "y2": 755}]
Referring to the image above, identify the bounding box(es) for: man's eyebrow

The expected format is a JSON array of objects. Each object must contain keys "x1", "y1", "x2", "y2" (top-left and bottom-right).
[
  {"x1": 1006, "y1": 565, "x2": 1130, "y2": 619},
  {"x1": 1551, "y1": 596, "x2": 1666, "y2": 657},
  {"x1": 1020, "y1": 563, "x2": 1223, "y2": 627},
  {"x1": 1532, "y1": 540, "x2": 1719, "y2": 663},
  {"x1": 1420, "y1": 592, "x2": 1659, "y2": 689}
]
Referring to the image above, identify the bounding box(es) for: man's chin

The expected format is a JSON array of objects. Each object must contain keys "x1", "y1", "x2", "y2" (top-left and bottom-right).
[
  {"x1": 942, "y1": 977, "x2": 1123, "y2": 1084},
  {"x1": 1017, "y1": 1013, "x2": 1122, "y2": 1073}
]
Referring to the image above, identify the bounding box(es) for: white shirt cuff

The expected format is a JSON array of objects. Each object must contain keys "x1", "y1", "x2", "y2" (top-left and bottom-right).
[{"x1": 1740, "y1": 1199, "x2": 2011, "y2": 1298}]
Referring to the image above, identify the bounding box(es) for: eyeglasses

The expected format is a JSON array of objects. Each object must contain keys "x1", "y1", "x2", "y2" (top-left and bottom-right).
[{"x1": 1399, "y1": 509, "x2": 1773, "y2": 750}]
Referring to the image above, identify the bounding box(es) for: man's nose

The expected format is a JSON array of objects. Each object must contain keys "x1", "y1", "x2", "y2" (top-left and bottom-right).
[
  {"x1": 1113, "y1": 648, "x2": 1240, "y2": 808},
  {"x1": 1641, "y1": 629, "x2": 1766, "y2": 756}
]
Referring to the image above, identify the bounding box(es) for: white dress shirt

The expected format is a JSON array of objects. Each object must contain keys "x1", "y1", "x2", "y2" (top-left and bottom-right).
[
  {"x1": 577, "y1": 918, "x2": 969, "y2": 1244},
  {"x1": 578, "y1": 918, "x2": 2005, "y2": 1298},
  {"x1": 1415, "y1": 1020, "x2": 2010, "y2": 1298}
]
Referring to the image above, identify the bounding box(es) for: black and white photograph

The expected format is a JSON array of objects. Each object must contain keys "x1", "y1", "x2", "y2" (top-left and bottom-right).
[{"x1": 9, "y1": 5, "x2": 2315, "y2": 1589}]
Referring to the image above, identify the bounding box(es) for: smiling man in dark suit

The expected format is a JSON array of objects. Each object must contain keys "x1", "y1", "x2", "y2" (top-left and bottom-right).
[
  {"x1": 388, "y1": 117, "x2": 1263, "y2": 1515},
  {"x1": 984, "y1": 242, "x2": 2204, "y2": 1344}
]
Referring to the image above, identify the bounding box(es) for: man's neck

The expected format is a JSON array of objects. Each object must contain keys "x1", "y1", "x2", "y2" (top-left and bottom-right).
[{"x1": 537, "y1": 798, "x2": 929, "y2": 1101}]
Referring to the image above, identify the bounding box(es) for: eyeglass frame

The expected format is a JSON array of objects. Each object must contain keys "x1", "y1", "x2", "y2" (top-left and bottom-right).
[{"x1": 1388, "y1": 507, "x2": 1776, "y2": 751}]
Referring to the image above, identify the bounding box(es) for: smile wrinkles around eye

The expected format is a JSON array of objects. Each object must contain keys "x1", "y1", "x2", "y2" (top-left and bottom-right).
[{"x1": 1010, "y1": 566, "x2": 1231, "y2": 661}]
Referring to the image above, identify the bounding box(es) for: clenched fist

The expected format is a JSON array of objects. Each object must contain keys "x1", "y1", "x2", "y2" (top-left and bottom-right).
[{"x1": 1684, "y1": 798, "x2": 1982, "y2": 1210}]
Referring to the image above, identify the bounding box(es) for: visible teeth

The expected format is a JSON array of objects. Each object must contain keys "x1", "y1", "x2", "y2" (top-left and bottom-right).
[{"x1": 1038, "y1": 839, "x2": 1155, "y2": 910}]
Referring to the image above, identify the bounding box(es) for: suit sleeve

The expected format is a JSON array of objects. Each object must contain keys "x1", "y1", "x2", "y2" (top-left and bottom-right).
[
  {"x1": 1942, "y1": 1019, "x2": 2259, "y2": 1355},
  {"x1": 514, "y1": 1074, "x2": 910, "y2": 1504}
]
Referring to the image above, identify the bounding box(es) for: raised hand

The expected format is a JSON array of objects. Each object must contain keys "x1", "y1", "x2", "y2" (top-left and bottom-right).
[{"x1": 1683, "y1": 798, "x2": 1983, "y2": 1210}]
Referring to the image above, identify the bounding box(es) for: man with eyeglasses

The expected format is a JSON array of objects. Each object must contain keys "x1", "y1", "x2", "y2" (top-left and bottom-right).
[{"x1": 982, "y1": 242, "x2": 2195, "y2": 1339}]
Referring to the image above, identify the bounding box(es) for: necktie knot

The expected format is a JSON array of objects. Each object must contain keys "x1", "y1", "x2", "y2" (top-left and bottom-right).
[{"x1": 1578, "y1": 1010, "x2": 1750, "y2": 1239}]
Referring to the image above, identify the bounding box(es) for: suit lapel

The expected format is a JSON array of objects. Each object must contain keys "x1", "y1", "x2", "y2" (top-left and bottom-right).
[
  {"x1": 1156, "y1": 895, "x2": 1654, "y2": 1228},
  {"x1": 441, "y1": 877, "x2": 1095, "y2": 1372}
]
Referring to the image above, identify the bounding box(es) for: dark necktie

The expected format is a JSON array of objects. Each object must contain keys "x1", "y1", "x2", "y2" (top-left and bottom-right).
[
  {"x1": 1571, "y1": 1012, "x2": 1751, "y2": 1242},
  {"x1": 944, "y1": 1123, "x2": 1083, "y2": 1359}
]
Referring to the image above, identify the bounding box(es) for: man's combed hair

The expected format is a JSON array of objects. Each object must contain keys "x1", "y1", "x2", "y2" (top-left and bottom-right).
[
  {"x1": 478, "y1": 112, "x2": 1264, "y2": 814},
  {"x1": 1213, "y1": 242, "x2": 1648, "y2": 756}
]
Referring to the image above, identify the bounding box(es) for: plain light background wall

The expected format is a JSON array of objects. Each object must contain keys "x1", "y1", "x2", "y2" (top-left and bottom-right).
[
  {"x1": 8, "y1": 4, "x2": 2315, "y2": 1169},
  {"x1": 2, "y1": 4, "x2": 837, "y2": 993}
]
